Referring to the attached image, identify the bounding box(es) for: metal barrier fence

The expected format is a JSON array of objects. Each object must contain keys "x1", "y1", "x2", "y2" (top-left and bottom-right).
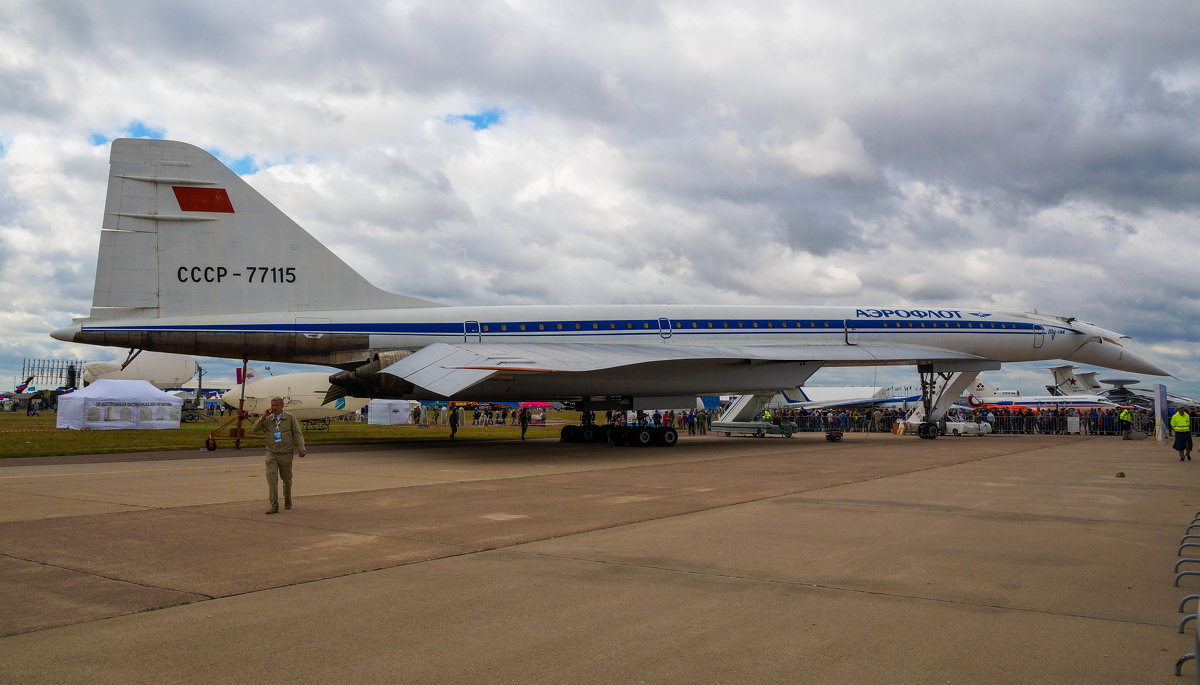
[
  {"x1": 959, "y1": 414, "x2": 1162, "y2": 435},
  {"x1": 773, "y1": 415, "x2": 899, "y2": 433},
  {"x1": 756, "y1": 413, "x2": 1191, "y2": 436}
]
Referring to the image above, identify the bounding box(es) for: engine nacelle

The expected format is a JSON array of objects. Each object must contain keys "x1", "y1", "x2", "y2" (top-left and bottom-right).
[{"x1": 327, "y1": 350, "x2": 416, "y2": 399}]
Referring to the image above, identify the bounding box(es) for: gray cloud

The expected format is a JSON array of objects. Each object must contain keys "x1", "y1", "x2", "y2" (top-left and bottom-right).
[{"x1": 0, "y1": 0, "x2": 1197, "y2": 395}]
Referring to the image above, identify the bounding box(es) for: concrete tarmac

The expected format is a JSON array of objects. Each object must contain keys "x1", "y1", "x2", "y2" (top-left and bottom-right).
[{"x1": 0, "y1": 432, "x2": 1196, "y2": 683}]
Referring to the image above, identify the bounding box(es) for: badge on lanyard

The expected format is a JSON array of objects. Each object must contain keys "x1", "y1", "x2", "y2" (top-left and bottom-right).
[{"x1": 273, "y1": 430, "x2": 283, "y2": 442}]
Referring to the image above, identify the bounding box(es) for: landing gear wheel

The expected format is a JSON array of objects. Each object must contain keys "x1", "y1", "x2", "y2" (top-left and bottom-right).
[
  {"x1": 580, "y1": 425, "x2": 599, "y2": 443},
  {"x1": 917, "y1": 422, "x2": 939, "y2": 440},
  {"x1": 204, "y1": 437, "x2": 218, "y2": 451},
  {"x1": 609, "y1": 426, "x2": 628, "y2": 446},
  {"x1": 561, "y1": 425, "x2": 581, "y2": 442},
  {"x1": 655, "y1": 427, "x2": 678, "y2": 447},
  {"x1": 633, "y1": 427, "x2": 655, "y2": 447}
]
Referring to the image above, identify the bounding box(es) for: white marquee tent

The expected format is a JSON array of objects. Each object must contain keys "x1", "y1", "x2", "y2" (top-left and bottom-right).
[
  {"x1": 57, "y1": 379, "x2": 183, "y2": 430},
  {"x1": 367, "y1": 399, "x2": 418, "y2": 425}
]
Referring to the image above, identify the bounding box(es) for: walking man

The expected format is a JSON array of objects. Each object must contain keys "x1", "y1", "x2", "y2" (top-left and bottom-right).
[
  {"x1": 519, "y1": 407, "x2": 531, "y2": 440},
  {"x1": 248, "y1": 397, "x2": 305, "y2": 515},
  {"x1": 449, "y1": 403, "x2": 460, "y2": 438},
  {"x1": 1172, "y1": 406, "x2": 1193, "y2": 461}
]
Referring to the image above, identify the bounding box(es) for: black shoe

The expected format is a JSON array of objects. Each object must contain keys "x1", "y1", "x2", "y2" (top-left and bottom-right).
[
  {"x1": 284, "y1": 500, "x2": 292, "y2": 509},
  {"x1": 266, "y1": 505, "x2": 279, "y2": 514}
]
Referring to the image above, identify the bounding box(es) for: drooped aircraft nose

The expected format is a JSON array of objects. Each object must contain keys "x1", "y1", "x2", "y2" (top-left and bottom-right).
[{"x1": 1066, "y1": 338, "x2": 1169, "y2": 376}]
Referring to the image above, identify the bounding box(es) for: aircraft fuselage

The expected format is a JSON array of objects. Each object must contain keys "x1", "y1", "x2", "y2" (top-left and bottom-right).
[{"x1": 55, "y1": 304, "x2": 1131, "y2": 401}]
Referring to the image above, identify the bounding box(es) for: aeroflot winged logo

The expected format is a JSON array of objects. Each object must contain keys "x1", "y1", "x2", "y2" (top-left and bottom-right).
[
  {"x1": 172, "y1": 186, "x2": 234, "y2": 213},
  {"x1": 855, "y1": 308, "x2": 965, "y2": 319}
]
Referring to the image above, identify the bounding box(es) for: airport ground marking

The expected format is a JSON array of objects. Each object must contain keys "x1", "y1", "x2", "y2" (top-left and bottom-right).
[{"x1": 0, "y1": 463, "x2": 262, "y2": 480}]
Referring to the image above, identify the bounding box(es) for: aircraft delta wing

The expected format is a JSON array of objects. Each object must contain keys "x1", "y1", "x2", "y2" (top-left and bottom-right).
[{"x1": 51, "y1": 139, "x2": 1168, "y2": 427}]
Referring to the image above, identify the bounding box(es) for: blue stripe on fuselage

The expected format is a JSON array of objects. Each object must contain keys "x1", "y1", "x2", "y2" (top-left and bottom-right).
[{"x1": 83, "y1": 318, "x2": 1060, "y2": 337}]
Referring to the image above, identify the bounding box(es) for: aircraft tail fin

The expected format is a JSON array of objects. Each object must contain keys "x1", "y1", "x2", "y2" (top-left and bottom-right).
[
  {"x1": 89, "y1": 138, "x2": 441, "y2": 320},
  {"x1": 969, "y1": 379, "x2": 1000, "y2": 398},
  {"x1": 1047, "y1": 365, "x2": 1083, "y2": 395},
  {"x1": 1074, "y1": 371, "x2": 1102, "y2": 393},
  {"x1": 236, "y1": 366, "x2": 260, "y2": 385}
]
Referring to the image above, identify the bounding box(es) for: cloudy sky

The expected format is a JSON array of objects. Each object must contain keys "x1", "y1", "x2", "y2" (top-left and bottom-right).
[{"x1": 2, "y1": 0, "x2": 1197, "y2": 397}]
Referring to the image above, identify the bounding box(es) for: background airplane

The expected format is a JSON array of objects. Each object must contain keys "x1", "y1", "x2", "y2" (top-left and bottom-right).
[
  {"x1": 964, "y1": 378, "x2": 1119, "y2": 410},
  {"x1": 1095, "y1": 379, "x2": 1199, "y2": 410},
  {"x1": 1046, "y1": 364, "x2": 1197, "y2": 409},
  {"x1": 2, "y1": 376, "x2": 36, "y2": 400},
  {"x1": 1046, "y1": 365, "x2": 1104, "y2": 395},
  {"x1": 780, "y1": 386, "x2": 922, "y2": 411},
  {"x1": 222, "y1": 369, "x2": 368, "y2": 420},
  {"x1": 81, "y1": 351, "x2": 197, "y2": 389},
  {"x1": 49, "y1": 139, "x2": 1168, "y2": 441}
]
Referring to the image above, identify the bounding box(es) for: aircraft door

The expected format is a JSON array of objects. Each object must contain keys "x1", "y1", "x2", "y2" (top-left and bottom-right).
[
  {"x1": 844, "y1": 320, "x2": 859, "y2": 345},
  {"x1": 658, "y1": 317, "x2": 672, "y2": 339},
  {"x1": 464, "y1": 321, "x2": 481, "y2": 343},
  {"x1": 1033, "y1": 324, "x2": 1045, "y2": 348}
]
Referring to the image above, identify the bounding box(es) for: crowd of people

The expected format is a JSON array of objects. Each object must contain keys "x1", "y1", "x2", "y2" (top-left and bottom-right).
[
  {"x1": 1, "y1": 397, "x2": 48, "y2": 414},
  {"x1": 753, "y1": 405, "x2": 1195, "y2": 437},
  {"x1": 600, "y1": 409, "x2": 718, "y2": 435},
  {"x1": 556, "y1": 405, "x2": 1199, "y2": 440},
  {"x1": 6, "y1": 390, "x2": 1197, "y2": 441},
  {"x1": 406, "y1": 403, "x2": 549, "y2": 428}
]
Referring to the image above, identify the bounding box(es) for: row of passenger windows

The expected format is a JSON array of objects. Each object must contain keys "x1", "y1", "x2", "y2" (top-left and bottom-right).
[{"x1": 477, "y1": 320, "x2": 1026, "y2": 332}]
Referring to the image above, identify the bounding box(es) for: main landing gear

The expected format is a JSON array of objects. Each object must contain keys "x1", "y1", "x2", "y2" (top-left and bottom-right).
[
  {"x1": 910, "y1": 365, "x2": 987, "y2": 440},
  {"x1": 914, "y1": 422, "x2": 940, "y2": 439},
  {"x1": 916, "y1": 365, "x2": 946, "y2": 440},
  {"x1": 560, "y1": 423, "x2": 679, "y2": 447}
]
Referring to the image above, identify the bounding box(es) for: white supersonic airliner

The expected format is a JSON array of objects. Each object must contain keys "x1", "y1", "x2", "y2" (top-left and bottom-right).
[{"x1": 51, "y1": 139, "x2": 1167, "y2": 442}]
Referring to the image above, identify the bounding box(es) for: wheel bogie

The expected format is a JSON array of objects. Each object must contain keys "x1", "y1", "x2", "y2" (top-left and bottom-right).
[
  {"x1": 916, "y1": 422, "x2": 939, "y2": 440},
  {"x1": 655, "y1": 427, "x2": 678, "y2": 447},
  {"x1": 633, "y1": 427, "x2": 655, "y2": 447},
  {"x1": 561, "y1": 423, "x2": 682, "y2": 447},
  {"x1": 608, "y1": 426, "x2": 628, "y2": 445}
]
